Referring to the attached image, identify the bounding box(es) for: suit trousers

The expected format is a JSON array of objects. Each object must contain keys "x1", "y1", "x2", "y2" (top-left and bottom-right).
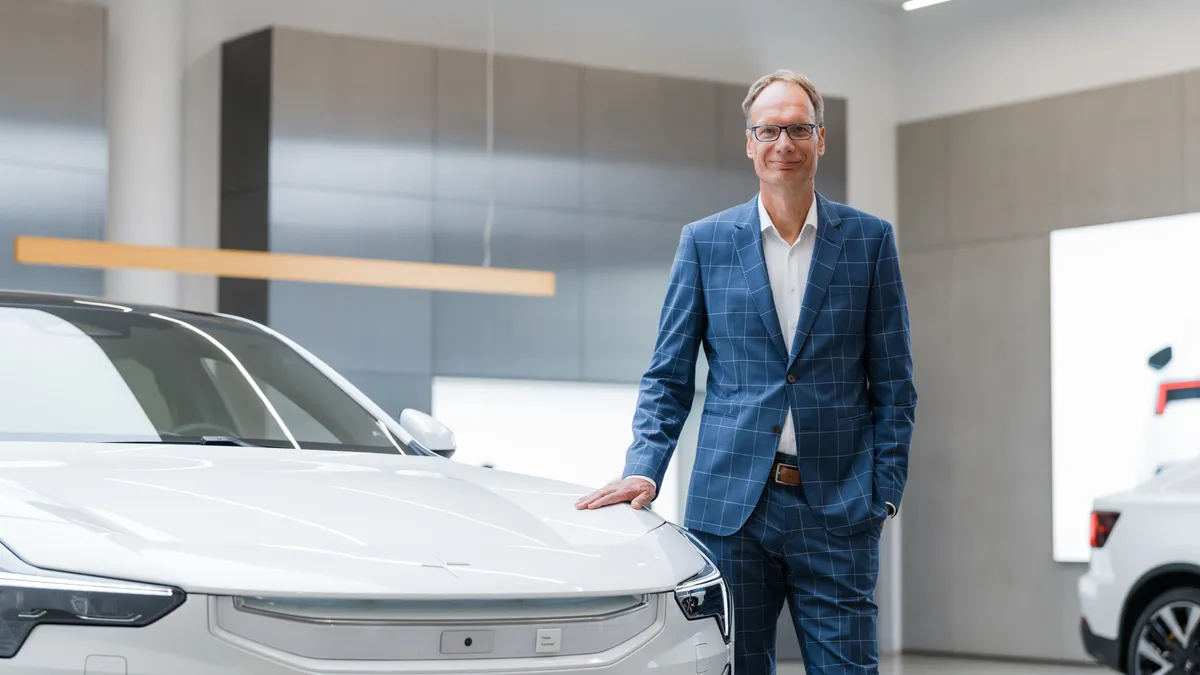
[{"x1": 689, "y1": 453, "x2": 883, "y2": 675}]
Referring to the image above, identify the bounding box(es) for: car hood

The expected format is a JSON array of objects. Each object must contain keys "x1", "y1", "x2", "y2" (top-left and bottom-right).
[{"x1": 0, "y1": 443, "x2": 703, "y2": 598}]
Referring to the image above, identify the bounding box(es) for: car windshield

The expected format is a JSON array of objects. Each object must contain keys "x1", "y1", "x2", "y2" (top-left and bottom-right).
[{"x1": 0, "y1": 301, "x2": 411, "y2": 454}]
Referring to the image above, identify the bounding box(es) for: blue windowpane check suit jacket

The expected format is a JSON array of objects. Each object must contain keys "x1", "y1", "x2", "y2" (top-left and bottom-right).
[{"x1": 622, "y1": 192, "x2": 916, "y2": 539}]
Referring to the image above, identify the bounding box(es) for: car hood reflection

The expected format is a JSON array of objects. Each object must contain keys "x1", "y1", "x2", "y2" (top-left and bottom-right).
[{"x1": 0, "y1": 443, "x2": 697, "y2": 598}]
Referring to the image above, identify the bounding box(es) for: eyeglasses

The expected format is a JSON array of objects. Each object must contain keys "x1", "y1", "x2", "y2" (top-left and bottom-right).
[{"x1": 749, "y1": 123, "x2": 821, "y2": 142}]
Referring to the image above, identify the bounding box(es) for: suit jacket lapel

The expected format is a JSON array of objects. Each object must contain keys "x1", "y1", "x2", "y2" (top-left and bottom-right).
[
  {"x1": 733, "y1": 199, "x2": 789, "y2": 362},
  {"x1": 788, "y1": 194, "x2": 844, "y2": 368}
]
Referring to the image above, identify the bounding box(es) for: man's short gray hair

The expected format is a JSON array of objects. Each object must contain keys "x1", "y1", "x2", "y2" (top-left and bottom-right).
[{"x1": 742, "y1": 69, "x2": 824, "y2": 126}]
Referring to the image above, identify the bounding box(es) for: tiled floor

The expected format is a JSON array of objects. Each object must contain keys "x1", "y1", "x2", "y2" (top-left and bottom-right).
[{"x1": 777, "y1": 654, "x2": 1102, "y2": 674}]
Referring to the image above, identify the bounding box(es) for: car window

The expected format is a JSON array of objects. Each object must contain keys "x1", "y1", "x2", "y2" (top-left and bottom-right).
[
  {"x1": 201, "y1": 358, "x2": 339, "y2": 444},
  {"x1": 0, "y1": 304, "x2": 409, "y2": 454}
]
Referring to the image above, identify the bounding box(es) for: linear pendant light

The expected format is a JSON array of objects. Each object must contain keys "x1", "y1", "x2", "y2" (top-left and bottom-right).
[
  {"x1": 901, "y1": 0, "x2": 956, "y2": 10},
  {"x1": 12, "y1": 236, "x2": 556, "y2": 297}
]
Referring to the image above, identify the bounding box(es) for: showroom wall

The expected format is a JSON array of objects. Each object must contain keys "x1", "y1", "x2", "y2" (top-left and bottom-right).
[
  {"x1": 898, "y1": 0, "x2": 1200, "y2": 124},
  {"x1": 0, "y1": 0, "x2": 106, "y2": 297},
  {"x1": 897, "y1": 68, "x2": 1200, "y2": 661},
  {"x1": 177, "y1": 0, "x2": 901, "y2": 316},
  {"x1": 215, "y1": 25, "x2": 848, "y2": 416}
]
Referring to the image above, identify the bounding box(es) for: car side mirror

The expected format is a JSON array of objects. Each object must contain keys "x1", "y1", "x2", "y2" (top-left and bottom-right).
[
  {"x1": 1149, "y1": 346, "x2": 1173, "y2": 370},
  {"x1": 398, "y1": 409, "x2": 456, "y2": 458}
]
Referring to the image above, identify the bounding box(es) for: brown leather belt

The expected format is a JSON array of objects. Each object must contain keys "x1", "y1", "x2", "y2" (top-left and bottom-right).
[{"x1": 771, "y1": 459, "x2": 800, "y2": 486}]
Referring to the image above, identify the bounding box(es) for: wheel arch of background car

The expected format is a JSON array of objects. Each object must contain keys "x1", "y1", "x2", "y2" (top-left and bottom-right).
[{"x1": 1118, "y1": 562, "x2": 1200, "y2": 663}]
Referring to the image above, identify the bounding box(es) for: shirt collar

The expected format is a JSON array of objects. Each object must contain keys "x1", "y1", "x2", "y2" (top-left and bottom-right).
[{"x1": 758, "y1": 192, "x2": 818, "y2": 235}]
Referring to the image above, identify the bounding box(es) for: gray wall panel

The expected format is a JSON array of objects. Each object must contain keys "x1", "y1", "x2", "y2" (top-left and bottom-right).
[
  {"x1": 946, "y1": 98, "x2": 1060, "y2": 244},
  {"x1": 715, "y1": 84, "x2": 760, "y2": 209},
  {"x1": 269, "y1": 280, "x2": 432, "y2": 377},
  {"x1": 0, "y1": 163, "x2": 104, "y2": 293},
  {"x1": 338, "y1": 370, "x2": 433, "y2": 422},
  {"x1": 1186, "y1": 71, "x2": 1200, "y2": 213},
  {"x1": 896, "y1": 119, "x2": 949, "y2": 253},
  {"x1": 435, "y1": 50, "x2": 582, "y2": 210},
  {"x1": 581, "y1": 213, "x2": 683, "y2": 382},
  {"x1": 1057, "y1": 73, "x2": 1185, "y2": 229},
  {"x1": 941, "y1": 236, "x2": 1061, "y2": 658},
  {"x1": 816, "y1": 96, "x2": 849, "y2": 205},
  {"x1": 267, "y1": 186, "x2": 433, "y2": 376},
  {"x1": 269, "y1": 28, "x2": 436, "y2": 197},
  {"x1": 896, "y1": 248, "x2": 955, "y2": 650},
  {"x1": 582, "y1": 69, "x2": 721, "y2": 222},
  {"x1": 432, "y1": 200, "x2": 582, "y2": 380},
  {"x1": 0, "y1": 0, "x2": 106, "y2": 298},
  {"x1": 0, "y1": 0, "x2": 105, "y2": 135}
]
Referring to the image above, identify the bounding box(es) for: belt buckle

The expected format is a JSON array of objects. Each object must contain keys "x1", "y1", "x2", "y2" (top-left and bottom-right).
[{"x1": 773, "y1": 461, "x2": 799, "y2": 486}]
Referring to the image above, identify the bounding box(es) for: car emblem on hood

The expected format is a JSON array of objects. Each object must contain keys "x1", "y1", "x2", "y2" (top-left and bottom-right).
[{"x1": 421, "y1": 556, "x2": 471, "y2": 577}]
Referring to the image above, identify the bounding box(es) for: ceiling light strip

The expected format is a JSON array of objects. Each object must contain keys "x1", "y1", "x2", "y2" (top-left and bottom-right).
[
  {"x1": 901, "y1": 0, "x2": 955, "y2": 10},
  {"x1": 12, "y1": 236, "x2": 555, "y2": 297}
]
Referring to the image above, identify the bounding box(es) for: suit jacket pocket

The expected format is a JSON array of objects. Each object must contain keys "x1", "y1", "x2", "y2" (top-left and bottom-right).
[
  {"x1": 838, "y1": 410, "x2": 873, "y2": 428},
  {"x1": 701, "y1": 406, "x2": 737, "y2": 421}
]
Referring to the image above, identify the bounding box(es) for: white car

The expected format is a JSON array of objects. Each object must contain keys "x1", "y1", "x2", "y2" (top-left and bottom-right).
[
  {"x1": 1079, "y1": 457, "x2": 1200, "y2": 674},
  {"x1": 1144, "y1": 327, "x2": 1200, "y2": 482},
  {"x1": 0, "y1": 290, "x2": 732, "y2": 674}
]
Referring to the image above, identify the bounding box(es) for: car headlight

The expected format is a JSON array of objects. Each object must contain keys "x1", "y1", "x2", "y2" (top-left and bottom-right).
[
  {"x1": 670, "y1": 524, "x2": 732, "y2": 644},
  {"x1": 0, "y1": 543, "x2": 184, "y2": 658}
]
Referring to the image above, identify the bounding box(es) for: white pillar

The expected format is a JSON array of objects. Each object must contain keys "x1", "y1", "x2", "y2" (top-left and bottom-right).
[{"x1": 104, "y1": 0, "x2": 184, "y2": 306}]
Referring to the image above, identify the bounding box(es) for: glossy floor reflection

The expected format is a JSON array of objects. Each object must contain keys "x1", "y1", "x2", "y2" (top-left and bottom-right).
[{"x1": 778, "y1": 655, "x2": 1101, "y2": 674}]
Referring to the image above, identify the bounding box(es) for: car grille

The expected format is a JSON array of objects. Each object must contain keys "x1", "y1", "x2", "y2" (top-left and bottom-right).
[{"x1": 209, "y1": 593, "x2": 662, "y2": 662}]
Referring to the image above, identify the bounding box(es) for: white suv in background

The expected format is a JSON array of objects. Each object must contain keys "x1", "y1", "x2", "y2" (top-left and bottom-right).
[{"x1": 1079, "y1": 459, "x2": 1200, "y2": 674}]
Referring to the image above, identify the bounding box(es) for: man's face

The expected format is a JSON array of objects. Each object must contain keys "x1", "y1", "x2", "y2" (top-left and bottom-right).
[{"x1": 745, "y1": 81, "x2": 825, "y2": 189}]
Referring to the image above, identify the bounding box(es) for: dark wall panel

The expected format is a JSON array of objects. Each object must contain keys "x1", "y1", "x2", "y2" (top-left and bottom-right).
[
  {"x1": 267, "y1": 187, "x2": 433, "y2": 376},
  {"x1": 435, "y1": 50, "x2": 583, "y2": 210},
  {"x1": 0, "y1": 0, "x2": 106, "y2": 295},
  {"x1": 218, "y1": 27, "x2": 272, "y2": 322},
  {"x1": 270, "y1": 29, "x2": 436, "y2": 197},
  {"x1": 1188, "y1": 71, "x2": 1200, "y2": 214},
  {"x1": 581, "y1": 212, "x2": 684, "y2": 383},
  {"x1": 816, "y1": 95, "x2": 848, "y2": 205},
  {"x1": 433, "y1": 201, "x2": 583, "y2": 380},
  {"x1": 219, "y1": 26, "x2": 849, "y2": 420},
  {"x1": 714, "y1": 83, "x2": 761, "y2": 209},
  {"x1": 582, "y1": 69, "x2": 723, "y2": 222}
]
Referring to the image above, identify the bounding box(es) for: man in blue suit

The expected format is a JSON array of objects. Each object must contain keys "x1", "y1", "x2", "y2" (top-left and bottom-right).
[{"x1": 576, "y1": 69, "x2": 916, "y2": 674}]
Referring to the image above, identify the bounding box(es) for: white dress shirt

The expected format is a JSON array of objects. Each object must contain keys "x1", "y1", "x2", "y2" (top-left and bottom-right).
[
  {"x1": 628, "y1": 194, "x2": 817, "y2": 490},
  {"x1": 759, "y1": 193, "x2": 818, "y2": 456}
]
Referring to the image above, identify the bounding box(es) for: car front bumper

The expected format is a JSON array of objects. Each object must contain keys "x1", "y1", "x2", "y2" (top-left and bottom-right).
[{"x1": 6, "y1": 594, "x2": 732, "y2": 674}]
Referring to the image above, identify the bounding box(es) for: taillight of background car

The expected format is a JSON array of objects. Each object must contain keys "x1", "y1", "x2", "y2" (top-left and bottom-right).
[{"x1": 1090, "y1": 510, "x2": 1120, "y2": 548}]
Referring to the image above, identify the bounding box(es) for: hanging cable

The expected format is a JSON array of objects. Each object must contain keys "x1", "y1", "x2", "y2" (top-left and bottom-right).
[{"x1": 482, "y1": 0, "x2": 495, "y2": 267}]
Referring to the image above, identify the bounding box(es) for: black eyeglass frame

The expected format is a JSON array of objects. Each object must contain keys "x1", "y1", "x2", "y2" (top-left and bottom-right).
[{"x1": 748, "y1": 123, "x2": 822, "y2": 142}]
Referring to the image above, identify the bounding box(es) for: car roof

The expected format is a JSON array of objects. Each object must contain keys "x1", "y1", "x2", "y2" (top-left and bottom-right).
[{"x1": 0, "y1": 289, "x2": 221, "y2": 320}]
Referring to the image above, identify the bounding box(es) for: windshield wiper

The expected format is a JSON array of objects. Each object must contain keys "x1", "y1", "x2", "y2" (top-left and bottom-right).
[
  {"x1": 105, "y1": 435, "x2": 263, "y2": 447},
  {"x1": 188, "y1": 435, "x2": 260, "y2": 447}
]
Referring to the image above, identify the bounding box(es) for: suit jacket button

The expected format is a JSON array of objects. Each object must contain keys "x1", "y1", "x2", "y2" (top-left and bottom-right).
[
  {"x1": 771, "y1": 424, "x2": 781, "y2": 434},
  {"x1": 786, "y1": 374, "x2": 796, "y2": 384}
]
